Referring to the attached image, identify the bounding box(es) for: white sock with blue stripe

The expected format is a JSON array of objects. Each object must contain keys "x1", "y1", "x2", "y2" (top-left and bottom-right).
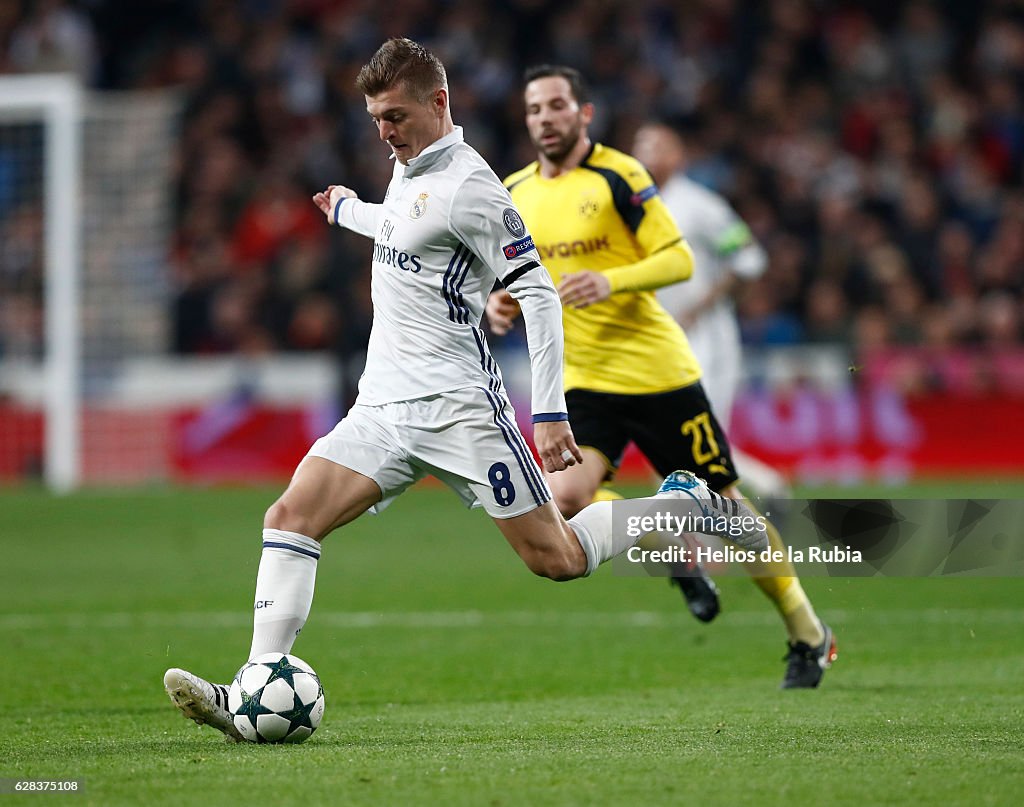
[
  {"x1": 567, "y1": 500, "x2": 633, "y2": 576},
  {"x1": 249, "y1": 529, "x2": 320, "y2": 660}
]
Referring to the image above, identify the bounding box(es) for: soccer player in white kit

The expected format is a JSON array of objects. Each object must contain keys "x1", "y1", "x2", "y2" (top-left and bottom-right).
[
  {"x1": 163, "y1": 39, "x2": 768, "y2": 741},
  {"x1": 633, "y1": 122, "x2": 790, "y2": 500}
]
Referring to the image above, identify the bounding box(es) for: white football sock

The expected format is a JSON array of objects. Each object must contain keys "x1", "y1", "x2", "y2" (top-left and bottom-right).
[
  {"x1": 249, "y1": 529, "x2": 320, "y2": 659},
  {"x1": 568, "y1": 500, "x2": 639, "y2": 576},
  {"x1": 733, "y1": 447, "x2": 790, "y2": 499}
]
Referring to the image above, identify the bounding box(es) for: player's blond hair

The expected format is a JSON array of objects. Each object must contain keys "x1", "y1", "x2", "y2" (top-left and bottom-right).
[{"x1": 356, "y1": 38, "x2": 448, "y2": 103}]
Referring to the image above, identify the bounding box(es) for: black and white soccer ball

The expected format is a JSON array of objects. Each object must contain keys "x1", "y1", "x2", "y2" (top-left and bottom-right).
[{"x1": 228, "y1": 652, "x2": 325, "y2": 743}]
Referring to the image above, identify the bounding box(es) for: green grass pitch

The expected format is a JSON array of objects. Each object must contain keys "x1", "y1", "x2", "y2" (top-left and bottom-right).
[{"x1": 2, "y1": 481, "x2": 1022, "y2": 806}]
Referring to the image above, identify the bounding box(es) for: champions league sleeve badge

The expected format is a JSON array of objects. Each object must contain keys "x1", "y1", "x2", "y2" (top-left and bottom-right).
[{"x1": 502, "y1": 207, "x2": 526, "y2": 238}]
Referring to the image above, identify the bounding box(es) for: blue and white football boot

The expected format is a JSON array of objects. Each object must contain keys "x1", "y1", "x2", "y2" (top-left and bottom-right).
[{"x1": 655, "y1": 470, "x2": 769, "y2": 552}]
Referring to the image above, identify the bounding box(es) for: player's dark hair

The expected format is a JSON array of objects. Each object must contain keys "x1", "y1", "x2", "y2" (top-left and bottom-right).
[
  {"x1": 645, "y1": 113, "x2": 704, "y2": 139},
  {"x1": 357, "y1": 38, "x2": 448, "y2": 103},
  {"x1": 523, "y1": 64, "x2": 590, "y2": 104}
]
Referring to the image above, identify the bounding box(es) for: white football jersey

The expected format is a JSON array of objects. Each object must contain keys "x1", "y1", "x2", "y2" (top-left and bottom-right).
[
  {"x1": 656, "y1": 173, "x2": 766, "y2": 365},
  {"x1": 334, "y1": 127, "x2": 567, "y2": 419}
]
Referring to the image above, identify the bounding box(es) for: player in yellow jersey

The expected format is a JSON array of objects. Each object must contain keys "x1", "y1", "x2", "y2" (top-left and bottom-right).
[{"x1": 487, "y1": 65, "x2": 837, "y2": 688}]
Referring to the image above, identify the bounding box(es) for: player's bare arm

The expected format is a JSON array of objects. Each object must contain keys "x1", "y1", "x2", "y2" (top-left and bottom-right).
[
  {"x1": 485, "y1": 289, "x2": 522, "y2": 334},
  {"x1": 312, "y1": 184, "x2": 358, "y2": 220},
  {"x1": 557, "y1": 271, "x2": 611, "y2": 308},
  {"x1": 534, "y1": 420, "x2": 583, "y2": 473}
]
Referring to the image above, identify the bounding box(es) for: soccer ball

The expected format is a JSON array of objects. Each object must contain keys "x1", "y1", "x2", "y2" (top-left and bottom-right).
[{"x1": 228, "y1": 652, "x2": 325, "y2": 743}]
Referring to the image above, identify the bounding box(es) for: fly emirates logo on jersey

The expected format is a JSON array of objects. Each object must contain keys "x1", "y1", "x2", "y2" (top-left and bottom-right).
[{"x1": 375, "y1": 217, "x2": 424, "y2": 273}]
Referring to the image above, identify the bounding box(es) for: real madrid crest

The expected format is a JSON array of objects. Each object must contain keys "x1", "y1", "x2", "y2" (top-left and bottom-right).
[{"x1": 410, "y1": 192, "x2": 429, "y2": 219}]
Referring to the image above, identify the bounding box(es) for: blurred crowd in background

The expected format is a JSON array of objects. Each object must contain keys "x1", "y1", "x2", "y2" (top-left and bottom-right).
[{"x1": 1, "y1": 0, "x2": 1023, "y2": 381}]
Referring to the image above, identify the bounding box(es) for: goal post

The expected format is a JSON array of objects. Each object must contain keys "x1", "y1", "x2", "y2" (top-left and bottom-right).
[
  {"x1": 2, "y1": 76, "x2": 344, "y2": 490},
  {"x1": 1, "y1": 76, "x2": 183, "y2": 491},
  {"x1": 0, "y1": 74, "x2": 83, "y2": 492}
]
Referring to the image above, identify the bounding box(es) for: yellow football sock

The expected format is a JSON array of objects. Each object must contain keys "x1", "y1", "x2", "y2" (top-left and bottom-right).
[
  {"x1": 745, "y1": 519, "x2": 824, "y2": 646},
  {"x1": 591, "y1": 485, "x2": 624, "y2": 503}
]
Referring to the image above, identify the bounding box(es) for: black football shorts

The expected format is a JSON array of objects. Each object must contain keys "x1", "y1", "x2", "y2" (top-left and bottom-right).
[{"x1": 565, "y1": 381, "x2": 739, "y2": 492}]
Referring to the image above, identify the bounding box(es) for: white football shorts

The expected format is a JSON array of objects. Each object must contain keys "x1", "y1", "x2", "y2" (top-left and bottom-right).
[
  {"x1": 685, "y1": 318, "x2": 742, "y2": 431},
  {"x1": 307, "y1": 386, "x2": 552, "y2": 518}
]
